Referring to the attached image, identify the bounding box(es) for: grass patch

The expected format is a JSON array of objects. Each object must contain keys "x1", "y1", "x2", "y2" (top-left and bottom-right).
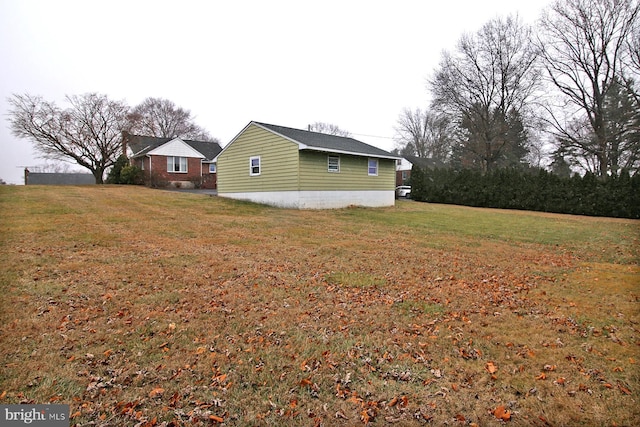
[
  {"x1": 0, "y1": 186, "x2": 638, "y2": 426},
  {"x1": 325, "y1": 272, "x2": 385, "y2": 289}
]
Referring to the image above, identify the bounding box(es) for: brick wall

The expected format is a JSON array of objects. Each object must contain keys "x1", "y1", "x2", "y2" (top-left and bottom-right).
[{"x1": 134, "y1": 155, "x2": 217, "y2": 188}]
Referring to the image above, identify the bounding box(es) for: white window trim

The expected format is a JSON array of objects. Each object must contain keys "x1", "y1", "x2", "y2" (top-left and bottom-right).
[
  {"x1": 167, "y1": 156, "x2": 188, "y2": 173},
  {"x1": 328, "y1": 155, "x2": 340, "y2": 173},
  {"x1": 368, "y1": 158, "x2": 378, "y2": 176},
  {"x1": 209, "y1": 163, "x2": 216, "y2": 173},
  {"x1": 250, "y1": 156, "x2": 261, "y2": 176}
]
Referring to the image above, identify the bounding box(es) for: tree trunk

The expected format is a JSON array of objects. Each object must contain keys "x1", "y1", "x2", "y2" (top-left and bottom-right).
[{"x1": 93, "y1": 169, "x2": 105, "y2": 184}]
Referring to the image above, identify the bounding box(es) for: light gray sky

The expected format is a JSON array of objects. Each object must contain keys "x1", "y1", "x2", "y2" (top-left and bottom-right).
[{"x1": 0, "y1": 0, "x2": 552, "y2": 184}]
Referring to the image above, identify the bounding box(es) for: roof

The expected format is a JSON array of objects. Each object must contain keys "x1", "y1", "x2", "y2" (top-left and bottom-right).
[
  {"x1": 253, "y1": 122, "x2": 401, "y2": 160},
  {"x1": 124, "y1": 132, "x2": 222, "y2": 161},
  {"x1": 403, "y1": 155, "x2": 446, "y2": 170}
]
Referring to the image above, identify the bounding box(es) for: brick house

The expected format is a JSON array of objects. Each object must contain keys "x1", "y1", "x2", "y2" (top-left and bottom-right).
[
  {"x1": 122, "y1": 131, "x2": 222, "y2": 189},
  {"x1": 396, "y1": 156, "x2": 446, "y2": 186}
]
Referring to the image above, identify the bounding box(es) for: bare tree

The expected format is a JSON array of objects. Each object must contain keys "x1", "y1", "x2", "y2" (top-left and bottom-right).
[
  {"x1": 429, "y1": 15, "x2": 541, "y2": 172},
  {"x1": 623, "y1": 15, "x2": 640, "y2": 104},
  {"x1": 308, "y1": 122, "x2": 352, "y2": 137},
  {"x1": 394, "y1": 108, "x2": 452, "y2": 161},
  {"x1": 127, "y1": 97, "x2": 216, "y2": 141},
  {"x1": 7, "y1": 93, "x2": 129, "y2": 184},
  {"x1": 537, "y1": 0, "x2": 639, "y2": 177}
]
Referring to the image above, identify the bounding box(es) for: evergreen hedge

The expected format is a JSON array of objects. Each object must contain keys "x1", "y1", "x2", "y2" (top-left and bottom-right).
[{"x1": 410, "y1": 167, "x2": 640, "y2": 219}]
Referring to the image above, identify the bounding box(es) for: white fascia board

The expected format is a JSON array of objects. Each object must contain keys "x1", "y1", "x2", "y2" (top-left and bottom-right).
[
  {"x1": 148, "y1": 138, "x2": 205, "y2": 158},
  {"x1": 299, "y1": 146, "x2": 401, "y2": 160},
  {"x1": 396, "y1": 158, "x2": 413, "y2": 170}
]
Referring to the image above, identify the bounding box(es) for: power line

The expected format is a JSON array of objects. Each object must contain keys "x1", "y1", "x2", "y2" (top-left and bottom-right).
[{"x1": 351, "y1": 132, "x2": 395, "y2": 140}]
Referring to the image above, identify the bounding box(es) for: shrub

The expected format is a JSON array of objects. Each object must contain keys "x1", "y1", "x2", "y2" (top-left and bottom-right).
[
  {"x1": 410, "y1": 166, "x2": 639, "y2": 219},
  {"x1": 119, "y1": 165, "x2": 144, "y2": 185}
]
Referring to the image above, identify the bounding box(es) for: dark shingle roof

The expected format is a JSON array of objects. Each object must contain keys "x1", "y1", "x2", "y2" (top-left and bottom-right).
[
  {"x1": 254, "y1": 122, "x2": 400, "y2": 159},
  {"x1": 404, "y1": 156, "x2": 446, "y2": 170},
  {"x1": 124, "y1": 133, "x2": 222, "y2": 161}
]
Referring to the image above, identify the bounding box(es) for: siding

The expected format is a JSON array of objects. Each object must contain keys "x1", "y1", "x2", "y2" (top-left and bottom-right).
[
  {"x1": 299, "y1": 151, "x2": 396, "y2": 191},
  {"x1": 217, "y1": 124, "x2": 300, "y2": 193}
]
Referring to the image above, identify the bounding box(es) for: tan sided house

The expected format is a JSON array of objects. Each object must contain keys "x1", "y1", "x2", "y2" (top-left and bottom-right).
[
  {"x1": 215, "y1": 121, "x2": 401, "y2": 209},
  {"x1": 122, "y1": 131, "x2": 222, "y2": 189}
]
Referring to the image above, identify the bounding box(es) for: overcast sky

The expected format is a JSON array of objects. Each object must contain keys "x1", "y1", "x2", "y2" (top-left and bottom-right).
[{"x1": 0, "y1": 0, "x2": 552, "y2": 184}]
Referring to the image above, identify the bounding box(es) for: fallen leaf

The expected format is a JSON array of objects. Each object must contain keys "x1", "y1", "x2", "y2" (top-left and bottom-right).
[
  {"x1": 486, "y1": 361, "x2": 498, "y2": 374},
  {"x1": 400, "y1": 395, "x2": 408, "y2": 407},
  {"x1": 618, "y1": 383, "x2": 632, "y2": 395},
  {"x1": 493, "y1": 405, "x2": 511, "y2": 421},
  {"x1": 388, "y1": 396, "x2": 398, "y2": 407},
  {"x1": 209, "y1": 415, "x2": 224, "y2": 423},
  {"x1": 148, "y1": 387, "x2": 164, "y2": 398},
  {"x1": 536, "y1": 373, "x2": 547, "y2": 380}
]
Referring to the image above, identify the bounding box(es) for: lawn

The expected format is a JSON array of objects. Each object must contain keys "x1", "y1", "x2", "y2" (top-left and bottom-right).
[{"x1": 0, "y1": 185, "x2": 638, "y2": 426}]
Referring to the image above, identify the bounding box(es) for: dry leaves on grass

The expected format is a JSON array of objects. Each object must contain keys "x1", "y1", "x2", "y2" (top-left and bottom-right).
[{"x1": 0, "y1": 186, "x2": 638, "y2": 426}]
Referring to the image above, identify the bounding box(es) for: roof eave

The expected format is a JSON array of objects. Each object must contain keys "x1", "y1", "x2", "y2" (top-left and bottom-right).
[{"x1": 299, "y1": 146, "x2": 401, "y2": 160}]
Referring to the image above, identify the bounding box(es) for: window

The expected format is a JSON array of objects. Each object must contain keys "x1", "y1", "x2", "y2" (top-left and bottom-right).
[
  {"x1": 250, "y1": 156, "x2": 261, "y2": 176},
  {"x1": 167, "y1": 156, "x2": 187, "y2": 173},
  {"x1": 368, "y1": 158, "x2": 378, "y2": 176},
  {"x1": 328, "y1": 155, "x2": 340, "y2": 172},
  {"x1": 209, "y1": 163, "x2": 216, "y2": 173}
]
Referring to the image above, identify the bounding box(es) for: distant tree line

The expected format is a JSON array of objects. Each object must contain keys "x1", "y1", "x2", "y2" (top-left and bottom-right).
[
  {"x1": 410, "y1": 166, "x2": 640, "y2": 219},
  {"x1": 395, "y1": 0, "x2": 639, "y2": 179}
]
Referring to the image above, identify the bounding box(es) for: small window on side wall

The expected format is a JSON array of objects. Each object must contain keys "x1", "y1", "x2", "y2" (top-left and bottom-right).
[
  {"x1": 209, "y1": 163, "x2": 216, "y2": 173},
  {"x1": 328, "y1": 155, "x2": 340, "y2": 173},
  {"x1": 250, "y1": 156, "x2": 261, "y2": 176},
  {"x1": 368, "y1": 158, "x2": 378, "y2": 176}
]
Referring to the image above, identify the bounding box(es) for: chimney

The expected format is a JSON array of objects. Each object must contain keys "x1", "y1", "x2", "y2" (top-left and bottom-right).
[{"x1": 121, "y1": 130, "x2": 130, "y2": 157}]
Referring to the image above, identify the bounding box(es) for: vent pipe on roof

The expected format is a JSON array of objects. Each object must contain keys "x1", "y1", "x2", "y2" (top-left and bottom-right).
[{"x1": 308, "y1": 124, "x2": 311, "y2": 131}]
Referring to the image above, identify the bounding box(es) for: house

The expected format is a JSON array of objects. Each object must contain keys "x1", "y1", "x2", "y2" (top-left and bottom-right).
[
  {"x1": 215, "y1": 121, "x2": 401, "y2": 209},
  {"x1": 396, "y1": 155, "x2": 446, "y2": 186},
  {"x1": 122, "y1": 131, "x2": 222, "y2": 189}
]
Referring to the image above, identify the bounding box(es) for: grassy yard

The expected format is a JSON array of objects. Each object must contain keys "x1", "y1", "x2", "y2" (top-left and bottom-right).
[{"x1": 0, "y1": 186, "x2": 638, "y2": 426}]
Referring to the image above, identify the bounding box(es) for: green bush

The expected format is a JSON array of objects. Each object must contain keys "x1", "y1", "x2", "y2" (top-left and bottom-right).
[
  {"x1": 119, "y1": 165, "x2": 144, "y2": 185},
  {"x1": 106, "y1": 155, "x2": 129, "y2": 184},
  {"x1": 106, "y1": 155, "x2": 143, "y2": 185},
  {"x1": 410, "y1": 167, "x2": 640, "y2": 219}
]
